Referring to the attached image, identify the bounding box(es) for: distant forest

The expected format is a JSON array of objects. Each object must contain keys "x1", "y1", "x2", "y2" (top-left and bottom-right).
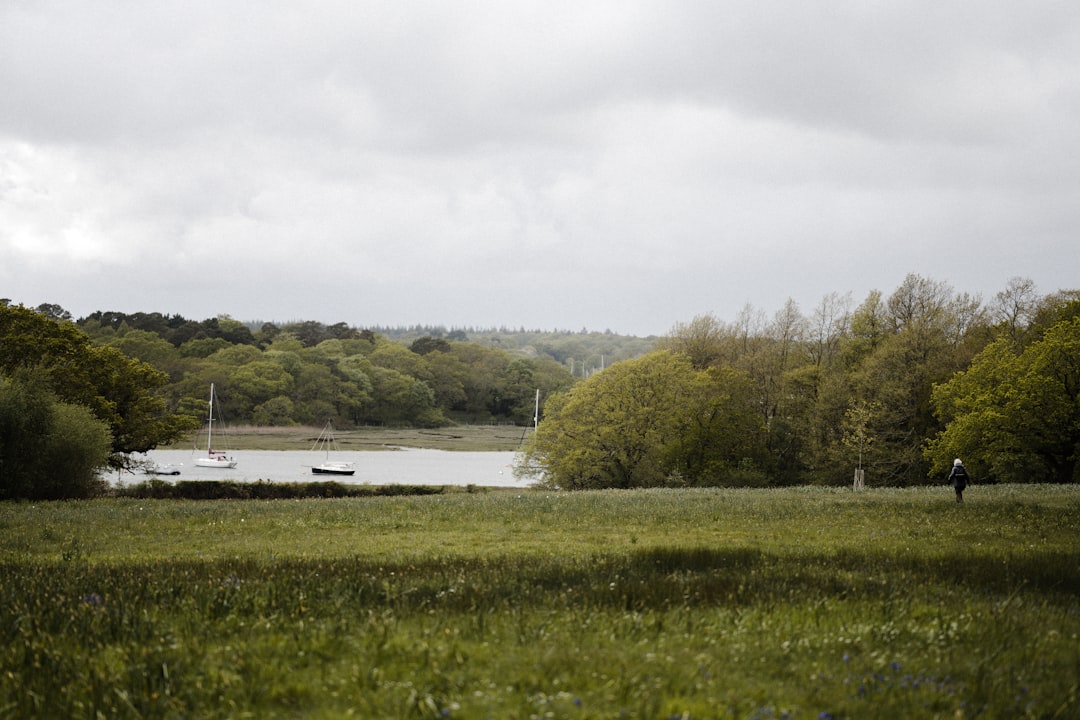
[{"x1": 51, "y1": 308, "x2": 654, "y2": 429}]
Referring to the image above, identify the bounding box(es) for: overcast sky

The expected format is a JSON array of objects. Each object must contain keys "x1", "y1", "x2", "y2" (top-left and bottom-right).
[{"x1": 2, "y1": 2, "x2": 1078, "y2": 337}]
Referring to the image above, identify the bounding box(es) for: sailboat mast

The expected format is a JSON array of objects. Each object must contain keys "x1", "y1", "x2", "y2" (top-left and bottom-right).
[
  {"x1": 207, "y1": 383, "x2": 215, "y2": 452},
  {"x1": 533, "y1": 388, "x2": 540, "y2": 431}
]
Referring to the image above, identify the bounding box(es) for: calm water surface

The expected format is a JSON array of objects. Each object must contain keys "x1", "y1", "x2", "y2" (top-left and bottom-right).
[{"x1": 118, "y1": 448, "x2": 535, "y2": 488}]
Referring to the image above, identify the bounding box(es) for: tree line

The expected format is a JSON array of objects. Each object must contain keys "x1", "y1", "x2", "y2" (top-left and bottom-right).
[
  {"x1": 69, "y1": 314, "x2": 579, "y2": 430},
  {"x1": 4, "y1": 273, "x2": 1078, "y2": 499},
  {"x1": 518, "y1": 275, "x2": 1080, "y2": 489}
]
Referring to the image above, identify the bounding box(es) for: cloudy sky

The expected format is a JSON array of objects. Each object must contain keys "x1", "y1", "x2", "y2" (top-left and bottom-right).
[{"x1": 2, "y1": 2, "x2": 1078, "y2": 337}]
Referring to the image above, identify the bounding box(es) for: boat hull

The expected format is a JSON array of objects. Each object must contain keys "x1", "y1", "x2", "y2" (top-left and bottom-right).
[
  {"x1": 194, "y1": 457, "x2": 237, "y2": 469},
  {"x1": 312, "y1": 464, "x2": 355, "y2": 476}
]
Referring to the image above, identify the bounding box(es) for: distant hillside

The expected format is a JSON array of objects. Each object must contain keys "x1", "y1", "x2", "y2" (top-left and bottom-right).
[
  {"x1": 369, "y1": 325, "x2": 659, "y2": 377},
  {"x1": 72, "y1": 308, "x2": 659, "y2": 380}
]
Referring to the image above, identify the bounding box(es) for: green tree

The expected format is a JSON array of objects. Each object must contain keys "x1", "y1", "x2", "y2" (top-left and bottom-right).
[
  {"x1": 362, "y1": 367, "x2": 444, "y2": 427},
  {"x1": 656, "y1": 313, "x2": 729, "y2": 370},
  {"x1": 927, "y1": 317, "x2": 1080, "y2": 483},
  {"x1": 0, "y1": 371, "x2": 112, "y2": 499},
  {"x1": 0, "y1": 304, "x2": 193, "y2": 467},
  {"x1": 228, "y1": 361, "x2": 295, "y2": 412},
  {"x1": 520, "y1": 352, "x2": 688, "y2": 489},
  {"x1": 519, "y1": 351, "x2": 763, "y2": 489},
  {"x1": 252, "y1": 396, "x2": 296, "y2": 426}
]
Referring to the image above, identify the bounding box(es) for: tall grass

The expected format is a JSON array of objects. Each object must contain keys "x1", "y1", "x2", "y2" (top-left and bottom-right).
[{"x1": 1, "y1": 485, "x2": 1078, "y2": 718}]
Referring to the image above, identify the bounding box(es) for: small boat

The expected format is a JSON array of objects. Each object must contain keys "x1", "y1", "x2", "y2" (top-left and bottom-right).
[
  {"x1": 307, "y1": 421, "x2": 355, "y2": 476},
  {"x1": 312, "y1": 461, "x2": 356, "y2": 476},
  {"x1": 194, "y1": 383, "x2": 237, "y2": 469},
  {"x1": 145, "y1": 464, "x2": 182, "y2": 476}
]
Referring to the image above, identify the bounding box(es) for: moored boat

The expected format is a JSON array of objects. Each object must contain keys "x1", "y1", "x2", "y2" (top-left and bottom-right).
[
  {"x1": 194, "y1": 383, "x2": 237, "y2": 469},
  {"x1": 307, "y1": 421, "x2": 355, "y2": 476}
]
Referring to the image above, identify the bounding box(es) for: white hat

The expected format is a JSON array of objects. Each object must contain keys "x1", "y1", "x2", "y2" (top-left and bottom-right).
[{"x1": 954, "y1": 458, "x2": 962, "y2": 465}]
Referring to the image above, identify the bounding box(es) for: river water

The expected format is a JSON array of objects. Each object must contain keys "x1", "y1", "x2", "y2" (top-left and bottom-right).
[{"x1": 116, "y1": 448, "x2": 536, "y2": 488}]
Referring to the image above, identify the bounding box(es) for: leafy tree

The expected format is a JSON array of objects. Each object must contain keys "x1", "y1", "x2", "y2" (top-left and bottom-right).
[
  {"x1": 519, "y1": 351, "x2": 764, "y2": 489},
  {"x1": 423, "y1": 350, "x2": 470, "y2": 412},
  {"x1": 410, "y1": 336, "x2": 452, "y2": 355},
  {"x1": 40, "y1": 401, "x2": 113, "y2": 498},
  {"x1": 252, "y1": 396, "x2": 297, "y2": 426},
  {"x1": 104, "y1": 328, "x2": 178, "y2": 367},
  {"x1": 521, "y1": 352, "x2": 690, "y2": 489},
  {"x1": 179, "y1": 337, "x2": 232, "y2": 358},
  {"x1": 927, "y1": 317, "x2": 1080, "y2": 483},
  {"x1": 668, "y1": 364, "x2": 767, "y2": 485},
  {"x1": 496, "y1": 359, "x2": 540, "y2": 423},
  {"x1": 228, "y1": 361, "x2": 295, "y2": 412},
  {"x1": 656, "y1": 313, "x2": 728, "y2": 370},
  {"x1": 0, "y1": 370, "x2": 112, "y2": 499},
  {"x1": 35, "y1": 303, "x2": 73, "y2": 321},
  {"x1": 280, "y1": 320, "x2": 331, "y2": 347},
  {"x1": 362, "y1": 367, "x2": 444, "y2": 427},
  {"x1": 370, "y1": 340, "x2": 433, "y2": 381},
  {"x1": 290, "y1": 363, "x2": 356, "y2": 426},
  {"x1": 209, "y1": 344, "x2": 262, "y2": 366},
  {"x1": 0, "y1": 304, "x2": 193, "y2": 467}
]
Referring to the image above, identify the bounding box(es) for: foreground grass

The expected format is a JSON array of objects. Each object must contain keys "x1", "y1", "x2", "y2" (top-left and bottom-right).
[{"x1": 1, "y1": 485, "x2": 1078, "y2": 719}]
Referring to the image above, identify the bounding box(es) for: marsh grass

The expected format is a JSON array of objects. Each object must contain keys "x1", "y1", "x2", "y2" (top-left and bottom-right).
[
  {"x1": 1, "y1": 485, "x2": 1078, "y2": 718},
  {"x1": 170, "y1": 424, "x2": 528, "y2": 452}
]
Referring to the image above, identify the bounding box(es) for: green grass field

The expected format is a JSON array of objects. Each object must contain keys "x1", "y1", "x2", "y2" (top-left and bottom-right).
[{"x1": 2, "y1": 485, "x2": 1078, "y2": 719}]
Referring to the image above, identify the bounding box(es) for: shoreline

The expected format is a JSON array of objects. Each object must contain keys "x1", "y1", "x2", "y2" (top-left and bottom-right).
[{"x1": 174, "y1": 424, "x2": 532, "y2": 452}]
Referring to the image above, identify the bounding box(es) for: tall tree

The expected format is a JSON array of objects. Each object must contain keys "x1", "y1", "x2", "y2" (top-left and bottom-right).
[
  {"x1": 519, "y1": 351, "x2": 764, "y2": 489},
  {"x1": 0, "y1": 304, "x2": 194, "y2": 467},
  {"x1": 927, "y1": 317, "x2": 1080, "y2": 483},
  {"x1": 0, "y1": 370, "x2": 112, "y2": 499}
]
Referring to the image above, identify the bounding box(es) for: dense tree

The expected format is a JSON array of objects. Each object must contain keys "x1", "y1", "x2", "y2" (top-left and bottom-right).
[
  {"x1": 34, "y1": 303, "x2": 73, "y2": 321},
  {"x1": 410, "y1": 336, "x2": 452, "y2": 355},
  {"x1": 519, "y1": 351, "x2": 765, "y2": 489},
  {"x1": 228, "y1": 361, "x2": 295, "y2": 413},
  {"x1": 0, "y1": 304, "x2": 194, "y2": 467},
  {"x1": 362, "y1": 367, "x2": 444, "y2": 427},
  {"x1": 656, "y1": 313, "x2": 728, "y2": 370},
  {"x1": 927, "y1": 317, "x2": 1080, "y2": 483},
  {"x1": 0, "y1": 370, "x2": 112, "y2": 499},
  {"x1": 521, "y1": 351, "x2": 696, "y2": 489}
]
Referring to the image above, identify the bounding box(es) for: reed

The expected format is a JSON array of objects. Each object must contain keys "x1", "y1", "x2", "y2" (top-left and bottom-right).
[
  {"x1": 1, "y1": 485, "x2": 1077, "y2": 718},
  {"x1": 169, "y1": 424, "x2": 528, "y2": 452}
]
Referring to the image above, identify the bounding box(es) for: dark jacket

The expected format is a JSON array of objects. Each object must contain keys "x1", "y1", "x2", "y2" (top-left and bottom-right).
[{"x1": 948, "y1": 464, "x2": 968, "y2": 489}]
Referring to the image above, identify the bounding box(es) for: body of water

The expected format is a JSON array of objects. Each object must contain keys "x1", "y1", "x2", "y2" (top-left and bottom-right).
[{"x1": 116, "y1": 448, "x2": 535, "y2": 488}]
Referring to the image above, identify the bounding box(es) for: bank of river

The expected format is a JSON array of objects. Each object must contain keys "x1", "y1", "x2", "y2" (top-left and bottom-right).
[{"x1": 118, "y1": 448, "x2": 534, "y2": 488}]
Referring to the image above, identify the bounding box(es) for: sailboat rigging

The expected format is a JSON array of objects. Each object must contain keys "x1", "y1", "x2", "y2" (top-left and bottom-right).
[
  {"x1": 307, "y1": 421, "x2": 355, "y2": 476},
  {"x1": 194, "y1": 383, "x2": 237, "y2": 468}
]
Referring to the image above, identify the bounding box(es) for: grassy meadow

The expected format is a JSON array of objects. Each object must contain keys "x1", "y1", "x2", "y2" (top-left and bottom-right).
[{"x1": 1, "y1": 484, "x2": 1078, "y2": 719}]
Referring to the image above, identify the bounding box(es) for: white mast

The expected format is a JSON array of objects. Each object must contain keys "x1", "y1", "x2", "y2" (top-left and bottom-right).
[{"x1": 206, "y1": 383, "x2": 215, "y2": 452}]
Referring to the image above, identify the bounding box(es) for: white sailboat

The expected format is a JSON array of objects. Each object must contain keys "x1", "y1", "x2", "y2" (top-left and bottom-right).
[
  {"x1": 194, "y1": 383, "x2": 237, "y2": 469},
  {"x1": 307, "y1": 421, "x2": 355, "y2": 476}
]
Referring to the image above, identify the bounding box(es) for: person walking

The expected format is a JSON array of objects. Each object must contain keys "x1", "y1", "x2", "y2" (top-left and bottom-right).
[{"x1": 948, "y1": 458, "x2": 969, "y2": 503}]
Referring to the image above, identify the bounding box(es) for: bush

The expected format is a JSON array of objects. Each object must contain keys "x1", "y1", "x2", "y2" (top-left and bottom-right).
[{"x1": 0, "y1": 371, "x2": 112, "y2": 500}]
